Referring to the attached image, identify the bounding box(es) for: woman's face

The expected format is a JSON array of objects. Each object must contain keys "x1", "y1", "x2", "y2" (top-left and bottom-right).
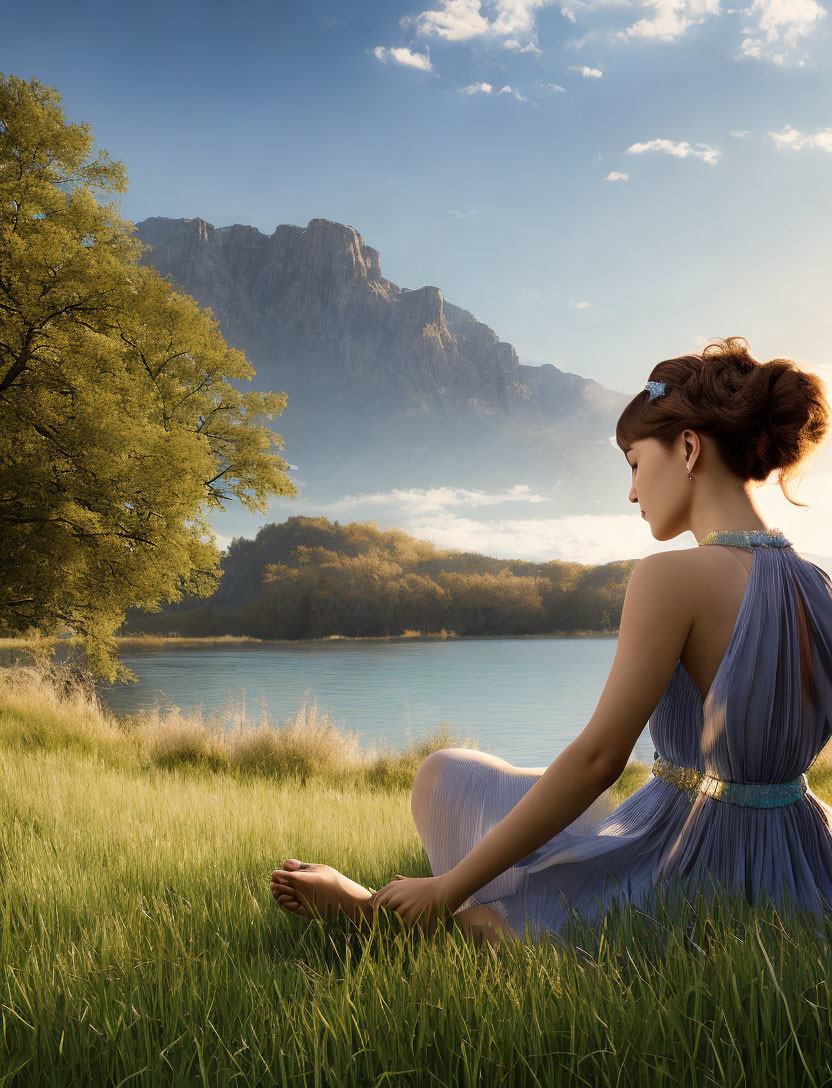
[{"x1": 625, "y1": 434, "x2": 693, "y2": 540}]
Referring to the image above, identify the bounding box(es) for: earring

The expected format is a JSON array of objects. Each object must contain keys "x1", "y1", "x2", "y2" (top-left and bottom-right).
[{"x1": 686, "y1": 462, "x2": 693, "y2": 481}]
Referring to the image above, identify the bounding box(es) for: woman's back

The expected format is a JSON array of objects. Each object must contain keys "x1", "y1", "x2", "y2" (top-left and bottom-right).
[
  {"x1": 419, "y1": 529, "x2": 832, "y2": 941},
  {"x1": 650, "y1": 532, "x2": 832, "y2": 783},
  {"x1": 678, "y1": 543, "x2": 756, "y2": 707}
]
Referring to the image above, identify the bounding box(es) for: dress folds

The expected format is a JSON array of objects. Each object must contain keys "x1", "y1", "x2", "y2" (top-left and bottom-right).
[{"x1": 418, "y1": 540, "x2": 832, "y2": 942}]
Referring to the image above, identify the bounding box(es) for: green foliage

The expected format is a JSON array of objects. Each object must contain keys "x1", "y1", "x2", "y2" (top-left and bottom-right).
[
  {"x1": 0, "y1": 74, "x2": 298, "y2": 679},
  {"x1": 124, "y1": 515, "x2": 637, "y2": 640}
]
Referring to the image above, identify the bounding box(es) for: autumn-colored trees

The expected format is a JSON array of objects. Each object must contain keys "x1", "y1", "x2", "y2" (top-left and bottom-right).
[{"x1": 124, "y1": 516, "x2": 636, "y2": 640}]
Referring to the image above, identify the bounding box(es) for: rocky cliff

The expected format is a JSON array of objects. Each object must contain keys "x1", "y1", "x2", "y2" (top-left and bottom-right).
[{"x1": 132, "y1": 215, "x2": 632, "y2": 502}]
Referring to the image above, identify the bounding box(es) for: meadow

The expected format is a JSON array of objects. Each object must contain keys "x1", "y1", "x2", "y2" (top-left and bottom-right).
[{"x1": 3, "y1": 662, "x2": 832, "y2": 1087}]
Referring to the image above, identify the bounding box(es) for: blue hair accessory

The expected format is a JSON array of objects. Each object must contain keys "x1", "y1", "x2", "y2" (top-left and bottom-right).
[{"x1": 645, "y1": 380, "x2": 666, "y2": 401}]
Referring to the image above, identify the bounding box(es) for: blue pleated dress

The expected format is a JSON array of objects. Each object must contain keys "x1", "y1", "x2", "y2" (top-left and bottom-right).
[{"x1": 419, "y1": 532, "x2": 832, "y2": 943}]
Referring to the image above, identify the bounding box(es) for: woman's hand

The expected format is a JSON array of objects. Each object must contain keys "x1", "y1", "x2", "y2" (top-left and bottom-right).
[{"x1": 371, "y1": 873, "x2": 462, "y2": 932}]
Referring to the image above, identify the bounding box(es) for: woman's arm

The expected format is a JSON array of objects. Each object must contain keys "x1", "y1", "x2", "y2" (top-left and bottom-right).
[{"x1": 439, "y1": 549, "x2": 694, "y2": 911}]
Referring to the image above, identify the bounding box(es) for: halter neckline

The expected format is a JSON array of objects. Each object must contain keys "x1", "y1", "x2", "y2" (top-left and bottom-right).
[{"x1": 696, "y1": 527, "x2": 792, "y2": 548}]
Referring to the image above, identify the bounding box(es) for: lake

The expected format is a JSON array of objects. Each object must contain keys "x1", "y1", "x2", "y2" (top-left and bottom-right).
[{"x1": 88, "y1": 636, "x2": 655, "y2": 768}]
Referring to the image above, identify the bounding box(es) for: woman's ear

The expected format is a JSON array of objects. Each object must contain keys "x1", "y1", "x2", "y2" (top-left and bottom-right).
[{"x1": 683, "y1": 430, "x2": 699, "y2": 470}]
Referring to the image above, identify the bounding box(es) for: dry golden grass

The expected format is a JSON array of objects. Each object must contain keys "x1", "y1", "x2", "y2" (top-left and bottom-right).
[{"x1": 0, "y1": 662, "x2": 481, "y2": 790}]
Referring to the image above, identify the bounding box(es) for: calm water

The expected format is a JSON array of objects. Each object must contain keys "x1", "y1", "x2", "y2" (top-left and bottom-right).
[{"x1": 87, "y1": 637, "x2": 654, "y2": 768}]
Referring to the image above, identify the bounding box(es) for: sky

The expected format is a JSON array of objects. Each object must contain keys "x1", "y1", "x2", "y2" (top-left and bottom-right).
[{"x1": 5, "y1": 0, "x2": 832, "y2": 565}]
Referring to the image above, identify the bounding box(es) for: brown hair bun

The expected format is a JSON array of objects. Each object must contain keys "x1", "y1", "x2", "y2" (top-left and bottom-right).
[{"x1": 616, "y1": 336, "x2": 830, "y2": 506}]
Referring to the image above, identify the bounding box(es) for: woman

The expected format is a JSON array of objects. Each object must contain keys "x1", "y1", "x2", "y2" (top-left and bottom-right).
[{"x1": 269, "y1": 336, "x2": 832, "y2": 946}]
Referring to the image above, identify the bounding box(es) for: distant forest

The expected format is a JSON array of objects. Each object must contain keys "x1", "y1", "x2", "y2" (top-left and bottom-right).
[{"x1": 122, "y1": 517, "x2": 637, "y2": 640}]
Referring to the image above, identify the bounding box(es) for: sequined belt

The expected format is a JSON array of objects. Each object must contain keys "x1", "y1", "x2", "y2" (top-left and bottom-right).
[{"x1": 651, "y1": 754, "x2": 808, "y2": 808}]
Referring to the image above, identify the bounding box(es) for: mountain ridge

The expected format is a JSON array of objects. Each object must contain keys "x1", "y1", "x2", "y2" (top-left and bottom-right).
[{"x1": 132, "y1": 214, "x2": 633, "y2": 504}]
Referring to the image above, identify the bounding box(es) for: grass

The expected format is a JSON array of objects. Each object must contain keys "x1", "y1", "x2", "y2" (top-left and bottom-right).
[{"x1": 2, "y1": 664, "x2": 832, "y2": 1086}]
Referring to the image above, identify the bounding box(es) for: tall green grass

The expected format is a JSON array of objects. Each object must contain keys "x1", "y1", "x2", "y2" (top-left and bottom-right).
[{"x1": 3, "y1": 664, "x2": 832, "y2": 1086}]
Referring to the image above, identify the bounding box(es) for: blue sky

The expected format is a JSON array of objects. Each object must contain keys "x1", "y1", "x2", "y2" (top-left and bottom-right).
[{"x1": 5, "y1": 0, "x2": 832, "y2": 563}]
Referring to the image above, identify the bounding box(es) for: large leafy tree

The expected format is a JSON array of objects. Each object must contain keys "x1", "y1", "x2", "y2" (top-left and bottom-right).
[{"x1": 0, "y1": 74, "x2": 298, "y2": 679}]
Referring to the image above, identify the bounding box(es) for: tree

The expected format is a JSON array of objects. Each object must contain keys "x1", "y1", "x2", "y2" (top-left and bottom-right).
[{"x1": 0, "y1": 74, "x2": 298, "y2": 679}]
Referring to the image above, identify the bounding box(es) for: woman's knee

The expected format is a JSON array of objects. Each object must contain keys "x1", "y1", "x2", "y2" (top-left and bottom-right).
[
  {"x1": 411, "y1": 747, "x2": 508, "y2": 830},
  {"x1": 410, "y1": 748, "x2": 462, "y2": 827},
  {"x1": 412, "y1": 747, "x2": 480, "y2": 794},
  {"x1": 412, "y1": 749, "x2": 449, "y2": 802}
]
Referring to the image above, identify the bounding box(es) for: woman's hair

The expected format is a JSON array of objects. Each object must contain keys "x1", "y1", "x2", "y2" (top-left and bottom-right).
[{"x1": 615, "y1": 336, "x2": 830, "y2": 507}]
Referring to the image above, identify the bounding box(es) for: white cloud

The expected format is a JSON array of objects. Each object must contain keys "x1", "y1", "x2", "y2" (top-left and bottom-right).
[
  {"x1": 739, "y1": 0, "x2": 826, "y2": 64},
  {"x1": 403, "y1": 0, "x2": 491, "y2": 40},
  {"x1": 616, "y1": 0, "x2": 720, "y2": 42},
  {"x1": 405, "y1": 0, "x2": 556, "y2": 41},
  {"x1": 316, "y1": 484, "x2": 554, "y2": 517},
  {"x1": 769, "y1": 124, "x2": 832, "y2": 151},
  {"x1": 498, "y1": 84, "x2": 528, "y2": 98},
  {"x1": 460, "y1": 80, "x2": 494, "y2": 93},
  {"x1": 393, "y1": 0, "x2": 822, "y2": 67},
  {"x1": 373, "y1": 45, "x2": 434, "y2": 70},
  {"x1": 570, "y1": 300, "x2": 591, "y2": 308},
  {"x1": 294, "y1": 488, "x2": 655, "y2": 562},
  {"x1": 449, "y1": 208, "x2": 480, "y2": 217},
  {"x1": 730, "y1": 128, "x2": 752, "y2": 138},
  {"x1": 554, "y1": 0, "x2": 822, "y2": 63},
  {"x1": 564, "y1": 29, "x2": 601, "y2": 48},
  {"x1": 570, "y1": 64, "x2": 604, "y2": 75},
  {"x1": 604, "y1": 170, "x2": 629, "y2": 180},
  {"x1": 398, "y1": 513, "x2": 651, "y2": 562},
  {"x1": 626, "y1": 137, "x2": 720, "y2": 164},
  {"x1": 536, "y1": 79, "x2": 567, "y2": 91},
  {"x1": 504, "y1": 37, "x2": 543, "y2": 50}
]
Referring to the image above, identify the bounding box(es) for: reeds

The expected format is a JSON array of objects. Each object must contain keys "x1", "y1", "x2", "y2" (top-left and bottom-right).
[{"x1": 0, "y1": 661, "x2": 482, "y2": 789}]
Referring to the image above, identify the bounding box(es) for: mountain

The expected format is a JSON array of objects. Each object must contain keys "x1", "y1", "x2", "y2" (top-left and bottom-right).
[{"x1": 132, "y1": 215, "x2": 633, "y2": 504}]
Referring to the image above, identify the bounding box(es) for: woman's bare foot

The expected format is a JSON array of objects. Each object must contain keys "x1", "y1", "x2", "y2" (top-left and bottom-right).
[
  {"x1": 269, "y1": 859, "x2": 376, "y2": 924},
  {"x1": 270, "y1": 861, "x2": 515, "y2": 947}
]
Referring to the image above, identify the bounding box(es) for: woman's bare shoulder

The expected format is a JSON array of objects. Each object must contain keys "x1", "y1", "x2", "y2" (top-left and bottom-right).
[
  {"x1": 629, "y1": 546, "x2": 724, "y2": 613},
  {"x1": 630, "y1": 546, "x2": 701, "y2": 582},
  {"x1": 635, "y1": 544, "x2": 746, "y2": 578}
]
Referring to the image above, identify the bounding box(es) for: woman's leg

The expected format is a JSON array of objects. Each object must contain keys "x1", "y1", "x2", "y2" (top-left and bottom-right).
[
  {"x1": 410, "y1": 747, "x2": 544, "y2": 842},
  {"x1": 272, "y1": 747, "x2": 539, "y2": 933},
  {"x1": 410, "y1": 748, "x2": 538, "y2": 945}
]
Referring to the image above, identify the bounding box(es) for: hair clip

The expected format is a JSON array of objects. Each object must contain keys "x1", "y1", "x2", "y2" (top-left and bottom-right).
[{"x1": 644, "y1": 380, "x2": 666, "y2": 401}]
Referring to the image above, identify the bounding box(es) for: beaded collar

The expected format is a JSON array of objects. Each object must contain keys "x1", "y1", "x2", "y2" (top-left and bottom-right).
[{"x1": 696, "y1": 527, "x2": 792, "y2": 549}]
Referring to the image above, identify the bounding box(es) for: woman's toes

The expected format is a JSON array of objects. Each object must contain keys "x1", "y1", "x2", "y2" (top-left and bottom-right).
[
  {"x1": 270, "y1": 880, "x2": 289, "y2": 894},
  {"x1": 273, "y1": 887, "x2": 301, "y2": 909},
  {"x1": 271, "y1": 863, "x2": 306, "y2": 883}
]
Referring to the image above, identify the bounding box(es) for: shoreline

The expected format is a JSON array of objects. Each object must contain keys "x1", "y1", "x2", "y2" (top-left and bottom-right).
[
  {"x1": 0, "y1": 631, "x2": 620, "y2": 650},
  {"x1": 115, "y1": 631, "x2": 621, "y2": 646}
]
